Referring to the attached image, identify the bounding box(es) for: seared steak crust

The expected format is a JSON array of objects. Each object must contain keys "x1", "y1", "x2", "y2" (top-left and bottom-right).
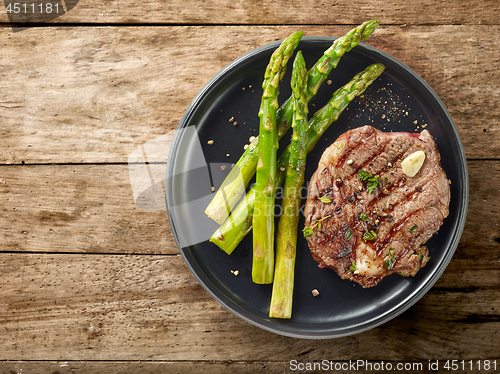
[{"x1": 304, "y1": 125, "x2": 450, "y2": 288}]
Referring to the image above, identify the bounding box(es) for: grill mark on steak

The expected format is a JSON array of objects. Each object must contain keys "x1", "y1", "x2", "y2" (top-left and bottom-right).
[
  {"x1": 325, "y1": 134, "x2": 415, "y2": 217},
  {"x1": 335, "y1": 127, "x2": 416, "y2": 173},
  {"x1": 304, "y1": 125, "x2": 450, "y2": 288},
  {"x1": 375, "y1": 208, "x2": 424, "y2": 256},
  {"x1": 366, "y1": 176, "x2": 435, "y2": 244}
]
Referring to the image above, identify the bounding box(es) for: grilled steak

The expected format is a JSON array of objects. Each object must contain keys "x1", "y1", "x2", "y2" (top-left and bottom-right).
[{"x1": 304, "y1": 125, "x2": 450, "y2": 287}]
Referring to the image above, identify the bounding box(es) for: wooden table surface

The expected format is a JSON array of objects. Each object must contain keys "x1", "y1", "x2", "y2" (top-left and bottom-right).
[{"x1": 1, "y1": 1, "x2": 499, "y2": 373}]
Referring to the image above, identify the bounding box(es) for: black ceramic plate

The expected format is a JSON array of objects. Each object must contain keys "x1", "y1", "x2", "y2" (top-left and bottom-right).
[{"x1": 165, "y1": 37, "x2": 468, "y2": 338}]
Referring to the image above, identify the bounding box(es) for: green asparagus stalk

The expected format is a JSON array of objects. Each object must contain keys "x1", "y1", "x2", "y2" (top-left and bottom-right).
[
  {"x1": 252, "y1": 31, "x2": 304, "y2": 285},
  {"x1": 269, "y1": 51, "x2": 309, "y2": 318},
  {"x1": 205, "y1": 20, "x2": 380, "y2": 225},
  {"x1": 210, "y1": 63, "x2": 386, "y2": 255}
]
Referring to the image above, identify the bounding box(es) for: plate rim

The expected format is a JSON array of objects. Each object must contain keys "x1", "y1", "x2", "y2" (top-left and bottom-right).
[{"x1": 165, "y1": 36, "x2": 469, "y2": 339}]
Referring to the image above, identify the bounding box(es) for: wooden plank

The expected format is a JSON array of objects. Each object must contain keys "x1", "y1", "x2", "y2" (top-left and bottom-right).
[
  {"x1": 457, "y1": 160, "x2": 500, "y2": 262},
  {"x1": 0, "y1": 25, "x2": 499, "y2": 164},
  {"x1": 0, "y1": 0, "x2": 499, "y2": 25},
  {"x1": 0, "y1": 361, "x2": 289, "y2": 374},
  {"x1": 0, "y1": 160, "x2": 497, "y2": 255},
  {"x1": 0, "y1": 253, "x2": 498, "y2": 361},
  {"x1": 0, "y1": 164, "x2": 177, "y2": 254}
]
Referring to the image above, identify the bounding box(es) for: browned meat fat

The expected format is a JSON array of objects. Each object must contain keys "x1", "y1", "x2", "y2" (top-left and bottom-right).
[{"x1": 304, "y1": 125, "x2": 450, "y2": 288}]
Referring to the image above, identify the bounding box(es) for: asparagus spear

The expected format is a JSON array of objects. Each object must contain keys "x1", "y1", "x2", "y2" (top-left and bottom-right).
[
  {"x1": 252, "y1": 31, "x2": 304, "y2": 285},
  {"x1": 210, "y1": 63, "x2": 386, "y2": 255},
  {"x1": 205, "y1": 20, "x2": 380, "y2": 225},
  {"x1": 269, "y1": 51, "x2": 309, "y2": 318}
]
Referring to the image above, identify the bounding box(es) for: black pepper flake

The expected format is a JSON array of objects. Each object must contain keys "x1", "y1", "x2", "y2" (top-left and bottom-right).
[
  {"x1": 335, "y1": 205, "x2": 342, "y2": 214},
  {"x1": 415, "y1": 186, "x2": 422, "y2": 192}
]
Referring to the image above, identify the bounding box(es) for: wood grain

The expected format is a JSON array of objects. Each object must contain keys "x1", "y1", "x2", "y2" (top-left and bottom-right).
[
  {"x1": 0, "y1": 164, "x2": 176, "y2": 254},
  {"x1": 0, "y1": 253, "x2": 497, "y2": 361},
  {"x1": 0, "y1": 361, "x2": 290, "y2": 374},
  {"x1": 0, "y1": 360, "x2": 490, "y2": 374},
  {"x1": 0, "y1": 25, "x2": 499, "y2": 164},
  {"x1": 0, "y1": 1, "x2": 499, "y2": 367},
  {"x1": 0, "y1": 0, "x2": 499, "y2": 25}
]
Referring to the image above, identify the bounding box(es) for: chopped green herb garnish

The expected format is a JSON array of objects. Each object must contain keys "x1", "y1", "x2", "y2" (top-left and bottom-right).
[
  {"x1": 418, "y1": 252, "x2": 422, "y2": 261},
  {"x1": 386, "y1": 246, "x2": 394, "y2": 256},
  {"x1": 384, "y1": 255, "x2": 396, "y2": 270},
  {"x1": 345, "y1": 229, "x2": 353, "y2": 240},
  {"x1": 358, "y1": 170, "x2": 382, "y2": 193},
  {"x1": 358, "y1": 170, "x2": 372, "y2": 181},
  {"x1": 409, "y1": 225, "x2": 418, "y2": 233},
  {"x1": 362, "y1": 230, "x2": 377, "y2": 241},
  {"x1": 359, "y1": 213, "x2": 369, "y2": 222},
  {"x1": 367, "y1": 176, "x2": 381, "y2": 193},
  {"x1": 302, "y1": 227, "x2": 314, "y2": 237},
  {"x1": 303, "y1": 215, "x2": 331, "y2": 238},
  {"x1": 319, "y1": 196, "x2": 332, "y2": 204},
  {"x1": 349, "y1": 261, "x2": 357, "y2": 272},
  {"x1": 337, "y1": 142, "x2": 342, "y2": 149}
]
